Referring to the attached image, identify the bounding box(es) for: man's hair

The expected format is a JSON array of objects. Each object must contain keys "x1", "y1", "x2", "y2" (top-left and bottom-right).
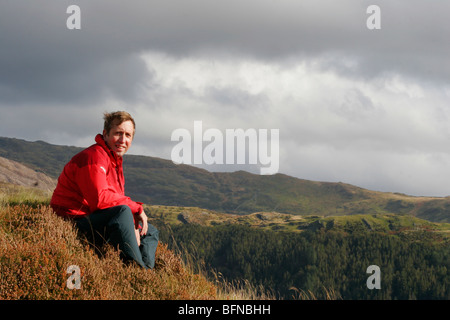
[{"x1": 103, "y1": 111, "x2": 136, "y2": 136}]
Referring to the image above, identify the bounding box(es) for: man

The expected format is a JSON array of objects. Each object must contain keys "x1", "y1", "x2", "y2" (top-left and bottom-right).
[{"x1": 51, "y1": 111, "x2": 159, "y2": 269}]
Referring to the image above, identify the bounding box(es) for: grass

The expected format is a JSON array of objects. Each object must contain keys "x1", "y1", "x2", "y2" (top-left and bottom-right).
[
  {"x1": 289, "y1": 286, "x2": 342, "y2": 300},
  {"x1": 0, "y1": 204, "x2": 219, "y2": 299},
  {"x1": 0, "y1": 182, "x2": 51, "y2": 207},
  {"x1": 0, "y1": 183, "x2": 279, "y2": 300}
]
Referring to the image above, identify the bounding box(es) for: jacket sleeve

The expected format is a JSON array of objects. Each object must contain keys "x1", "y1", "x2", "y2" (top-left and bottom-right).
[{"x1": 75, "y1": 158, "x2": 143, "y2": 215}]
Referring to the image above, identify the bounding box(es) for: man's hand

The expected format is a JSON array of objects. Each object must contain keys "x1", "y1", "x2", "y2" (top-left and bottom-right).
[{"x1": 134, "y1": 209, "x2": 148, "y2": 237}]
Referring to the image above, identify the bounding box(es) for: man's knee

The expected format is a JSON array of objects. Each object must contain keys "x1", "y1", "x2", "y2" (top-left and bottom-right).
[
  {"x1": 115, "y1": 205, "x2": 133, "y2": 216},
  {"x1": 110, "y1": 205, "x2": 133, "y2": 222},
  {"x1": 106, "y1": 205, "x2": 135, "y2": 234}
]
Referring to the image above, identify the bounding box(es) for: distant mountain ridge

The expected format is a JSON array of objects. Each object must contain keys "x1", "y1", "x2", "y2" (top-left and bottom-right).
[{"x1": 1, "y1": 136, "x2": 449, "y2": 222}]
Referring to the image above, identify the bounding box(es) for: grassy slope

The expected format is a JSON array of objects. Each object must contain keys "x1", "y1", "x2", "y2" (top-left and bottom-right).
[{"x1": 0, "y1": 183, "x2": 270, "y2": 300}]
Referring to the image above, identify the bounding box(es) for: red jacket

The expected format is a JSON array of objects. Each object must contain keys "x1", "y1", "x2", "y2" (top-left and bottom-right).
[{"x1": 51, "y1": 134, "x2": 143, "y2": 218}]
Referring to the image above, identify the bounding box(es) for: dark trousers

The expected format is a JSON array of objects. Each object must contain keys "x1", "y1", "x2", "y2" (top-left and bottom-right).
[{"x1": 75, "y1": 205, "x2": 159, "y2": 269}]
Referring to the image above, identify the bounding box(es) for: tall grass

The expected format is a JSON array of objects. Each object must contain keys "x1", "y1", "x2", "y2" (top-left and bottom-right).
[
  {"x1": 0, "y1": 187, "x2": 276, "y2": 300},
  {"x1": 0, "y1": 182, "x2": 51, "y2": 207},
  {"x1": 157, "y1": 223, "x2": 277, "y2": 300},
  {"x1": 289, "y1": 286, "x2": 342, "y2": 300},
  {"x1": 0, "y1": 203, "x2": 219, "y2": 299}
]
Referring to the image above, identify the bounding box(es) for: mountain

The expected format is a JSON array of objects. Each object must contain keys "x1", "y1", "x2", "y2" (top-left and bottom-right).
[
  {"x1": 1, "y1": 136, "x2": 449, "y2": 222},
  {"x1": 0, "y1": 156, "x2": 56, "y2": 191}
]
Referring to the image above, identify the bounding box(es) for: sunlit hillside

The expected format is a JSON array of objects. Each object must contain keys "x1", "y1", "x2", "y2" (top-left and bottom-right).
[{"x1": 0, "y1": 183, "x2": 270, "y2": 300}]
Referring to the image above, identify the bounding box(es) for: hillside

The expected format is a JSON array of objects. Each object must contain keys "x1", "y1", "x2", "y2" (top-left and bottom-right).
[
  {"x1": 0, "y1": 183, "x2": 271, "y2": 300},
  {"x1": 144, "y1": 204, "x2": 450, "y2": 238},
  {"x1": 0, "y1": 156, "x2": 56, "y2": 191},
  {"x1": 1, "y1": 136, "x2": 449, "y2": 222},
  {"x1": 149, "y1": 204, "x2": 449, "y2": 300}
]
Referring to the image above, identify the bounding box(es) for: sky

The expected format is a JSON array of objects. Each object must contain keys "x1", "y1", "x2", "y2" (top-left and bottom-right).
[{"x1": 1, "y1": 0, "x2": 450, "y2": 197}]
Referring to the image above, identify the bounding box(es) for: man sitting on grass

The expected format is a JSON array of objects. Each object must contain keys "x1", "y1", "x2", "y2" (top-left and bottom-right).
[{"x1": 51, "y1": 111, "x2": 158, "y2": 269}]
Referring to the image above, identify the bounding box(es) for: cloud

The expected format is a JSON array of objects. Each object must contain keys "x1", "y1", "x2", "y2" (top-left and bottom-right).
[{"x1": 1, "y1": 0, "x2": 449, "y2": 106}]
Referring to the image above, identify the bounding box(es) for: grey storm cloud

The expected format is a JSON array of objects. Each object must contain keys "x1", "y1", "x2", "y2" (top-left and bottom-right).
[{"x1": 1, "y1": 0, "x2": 449, "y2": 106}]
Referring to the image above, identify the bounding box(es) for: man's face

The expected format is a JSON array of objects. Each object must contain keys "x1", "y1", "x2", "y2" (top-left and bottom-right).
[{"x1": 103, "y1": 120, "x2": 134, "y2": 157}]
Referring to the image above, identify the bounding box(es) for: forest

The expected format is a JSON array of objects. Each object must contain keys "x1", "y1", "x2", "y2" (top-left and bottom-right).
[{"x1": 155, "y1": 222, "x2": 449, "y2": 300}]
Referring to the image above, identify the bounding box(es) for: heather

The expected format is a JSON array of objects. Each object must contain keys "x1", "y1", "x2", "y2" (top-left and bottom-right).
[{"x1": 0, "y1": 203, "x2": 218, "y2": 299}]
